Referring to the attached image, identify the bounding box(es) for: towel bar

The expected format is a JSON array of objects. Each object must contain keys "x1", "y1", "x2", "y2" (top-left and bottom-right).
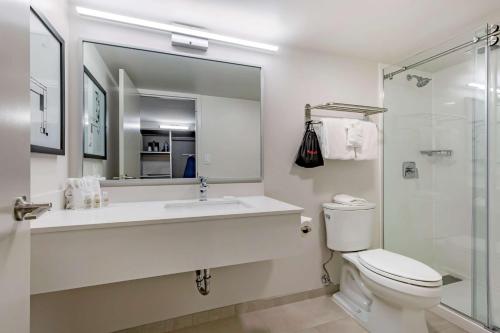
[{"x1": 305, "y1": 102, "x2": 387, "y2": 122}]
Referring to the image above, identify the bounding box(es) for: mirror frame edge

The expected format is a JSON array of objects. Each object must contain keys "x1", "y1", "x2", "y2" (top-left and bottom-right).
[{"x1": 78, "y1": 39, "x2": 264, "y2": 186}]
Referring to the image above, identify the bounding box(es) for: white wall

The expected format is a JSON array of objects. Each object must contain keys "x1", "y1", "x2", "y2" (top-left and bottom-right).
[
  {"x1": 32, "y1": 11, "x2": 381, "y2": 333},
  {"x1": 198, "y1": 95, "x2": 261, "y2": 180},
  {"x1": 118, "y1": 69, "x2": 141, "y2": 178},
  {"x1": 82, "y1": 42, "x2": 119, "y2": 179},
  {"x1": 140, "y1": 96, "x2": 196, "y2": 128},
  {"x1": 30, "y1": 0, "x2": 70, "y2": 209}
]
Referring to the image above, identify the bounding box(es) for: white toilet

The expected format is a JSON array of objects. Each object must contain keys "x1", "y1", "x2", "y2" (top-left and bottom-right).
[{"x1": 323, "y1": 202, "x2": 442, "y2": 333}]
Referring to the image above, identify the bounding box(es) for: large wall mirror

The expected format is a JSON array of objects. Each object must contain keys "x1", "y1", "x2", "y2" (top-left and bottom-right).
[{"x1": 81, "y1": 42, "x2": 262, "y2": 184}]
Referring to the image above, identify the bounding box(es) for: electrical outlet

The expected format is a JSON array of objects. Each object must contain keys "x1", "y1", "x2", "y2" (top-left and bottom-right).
[
  {"x1": 203, "y1": 153, "x2": 211, "y2": 164},
  {"x1": 321, "y1": 274, "x2": 331, "y2": 286}
]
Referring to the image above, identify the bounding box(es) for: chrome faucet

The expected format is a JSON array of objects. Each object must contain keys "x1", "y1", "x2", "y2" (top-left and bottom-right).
[{"x1": 199, "y1": 176, "x2": 208, "y2": 201}]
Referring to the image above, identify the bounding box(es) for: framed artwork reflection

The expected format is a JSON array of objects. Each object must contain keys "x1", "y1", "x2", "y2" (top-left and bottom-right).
[{"x1": 83, "y1": 66, "x2": 107, "y2": 159}]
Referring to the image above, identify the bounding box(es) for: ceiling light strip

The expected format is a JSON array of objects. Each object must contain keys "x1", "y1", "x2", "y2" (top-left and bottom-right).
[
  {"x1": 76, "y1": 7, "x2": 279, "y2": 52},
  {"x1": 160, "y1": 124, "x2": 190, "y2": 130}
]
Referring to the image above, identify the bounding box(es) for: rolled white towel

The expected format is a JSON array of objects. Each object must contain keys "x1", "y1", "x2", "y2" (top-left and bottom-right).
[{"x1": 333, "y1": 194, "x2": 368, "y2": 206}]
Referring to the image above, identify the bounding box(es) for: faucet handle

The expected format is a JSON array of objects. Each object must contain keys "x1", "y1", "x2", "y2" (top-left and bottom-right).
[{"x1": 198, "y1": 176, "x2": 209, "y2": 201}]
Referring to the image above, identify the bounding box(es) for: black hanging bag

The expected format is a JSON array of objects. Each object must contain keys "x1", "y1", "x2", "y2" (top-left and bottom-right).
[{"x1": 295, "y1": 121, "x2": 324, "y2": 168}]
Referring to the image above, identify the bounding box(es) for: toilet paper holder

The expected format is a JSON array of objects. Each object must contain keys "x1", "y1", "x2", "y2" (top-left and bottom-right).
[{"x1": 301, "y1": 216, "x2": 313, "y2": 236}]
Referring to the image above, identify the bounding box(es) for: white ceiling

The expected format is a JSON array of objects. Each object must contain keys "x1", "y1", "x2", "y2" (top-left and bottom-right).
[
  {"x1": 140, "y1": 96, "x2": 195, "y2": 125},
  {"x1": 89, "y1": 43, "x2": 261, "y2": 100},
  {"x1": 72, "y1": 0, "x2": 500, "y2": 63}
]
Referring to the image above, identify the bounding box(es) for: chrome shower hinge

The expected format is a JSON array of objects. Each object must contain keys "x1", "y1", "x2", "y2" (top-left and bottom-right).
[
  {"x1": 488, "y1": 24, "x2": 499, "y2": 34},
  {"x1": 489, "y1": 36, "x2": 499, "y2": 47}
]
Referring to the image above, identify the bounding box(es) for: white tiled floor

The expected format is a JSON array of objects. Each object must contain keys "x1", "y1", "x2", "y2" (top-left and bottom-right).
[
  {"x1": 442, "y1": 279, "x2": 500, "y2": 328},
  {"x1": 442, "y1": 280, "x2": 471, "y2": 316},
  {"x1": 168, "y1": 295, "x2": 467, "y2": 333}
]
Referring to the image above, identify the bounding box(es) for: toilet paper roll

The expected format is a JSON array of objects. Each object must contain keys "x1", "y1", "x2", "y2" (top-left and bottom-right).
[{"x1": 300, "y1": 216, "x2": 312, "y2": 237}]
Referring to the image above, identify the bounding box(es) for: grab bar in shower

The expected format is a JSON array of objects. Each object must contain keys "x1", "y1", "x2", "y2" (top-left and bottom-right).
[{"x1": 420, "y1": 150, "x2": 453, "y2": 157}]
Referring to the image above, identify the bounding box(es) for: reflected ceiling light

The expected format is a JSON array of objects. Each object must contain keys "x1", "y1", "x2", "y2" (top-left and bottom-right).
[
  {"x1": 75, "y1": 7, "x2": 279, "y2": 52},
  {"x1": 468, "y1": 82, "x2": 486, "y2": 90},
  {"x1": 160, "y1": 124, "x2": 190, "y2": 130},
  {"x1": 123, "y1": 122, "x2": 141, "y2": 130},
  {"x1": 468, "y1": 82, "x2": 500, "y2": 94}
]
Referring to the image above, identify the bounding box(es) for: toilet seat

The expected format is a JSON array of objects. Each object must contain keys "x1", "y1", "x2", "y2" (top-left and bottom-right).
[
  {"x1": 358, "y1": 249, "x2": 442, "y2": 288},
  {"x1": 338, "y1": 251, "x2": 442, "y2": 333},
  {"x1": 357, "y1": 261, "x2": 443, "y2": 299}
]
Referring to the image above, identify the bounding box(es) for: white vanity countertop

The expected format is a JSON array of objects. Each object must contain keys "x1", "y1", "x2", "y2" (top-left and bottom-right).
[{"x1": 31, "y1": 196, "x2": 303, "y2": 234}]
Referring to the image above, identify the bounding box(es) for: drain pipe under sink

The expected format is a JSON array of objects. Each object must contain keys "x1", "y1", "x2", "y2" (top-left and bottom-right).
[{"x1": 195, "y1": 269, "x2": 211, "y2": 295}]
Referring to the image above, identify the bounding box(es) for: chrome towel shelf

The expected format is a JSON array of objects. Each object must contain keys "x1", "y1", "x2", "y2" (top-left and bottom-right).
[
  {"x1": 420, "y1": 150, "x2": 453, "y2": 157},
  {"x1": 305, "y1": 102, "x2": 387, "y2": 122}
]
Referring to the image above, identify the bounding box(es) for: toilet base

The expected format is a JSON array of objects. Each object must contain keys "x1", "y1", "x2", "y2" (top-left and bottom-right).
[
  {"x1": 368, "y1": 295, "x2": 429, "y2": 333},
  {"x1": 332, "y1": 292, "x2": 369, "y2": 330},
  {"x1": 335, "y1": 253, "x2": 435, "y2": 333},
  {"x1": 334, "y1": 291, "x2": 429, "y2": 333}
]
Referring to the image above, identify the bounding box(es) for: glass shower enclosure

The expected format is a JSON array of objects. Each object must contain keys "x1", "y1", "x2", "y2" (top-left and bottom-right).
[{"x1": 383, "y1": 24, "x2": 499, "y2": 330}]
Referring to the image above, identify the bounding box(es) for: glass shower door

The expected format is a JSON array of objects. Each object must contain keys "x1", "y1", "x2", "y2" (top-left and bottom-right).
[{"x1": 383, "y1": 28, "x2": 490, "y2": 326}]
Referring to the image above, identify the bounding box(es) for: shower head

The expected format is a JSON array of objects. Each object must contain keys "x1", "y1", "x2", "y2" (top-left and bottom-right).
[{"x1": 407, "y1": 74, "x2": 432, "y2": 87}]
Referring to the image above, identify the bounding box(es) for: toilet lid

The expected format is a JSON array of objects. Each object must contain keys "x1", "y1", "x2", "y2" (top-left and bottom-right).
[{"x1": 358, "y1": 249, "x2": 442, "y2": 287}]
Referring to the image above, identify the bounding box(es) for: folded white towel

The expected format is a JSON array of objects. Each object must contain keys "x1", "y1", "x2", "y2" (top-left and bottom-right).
[
  {"x1": 346, "y1": 119, "x2": 363, "y2": 148},
  {"x1": 333, "y1": 194, "x2": 368, "y2": 206},
  {"x1": 319, "y1": 118, "x2": 355, "y2": 160},
  {"x1": 355, "y1": 121, "x2": 378, "y2": 160}
]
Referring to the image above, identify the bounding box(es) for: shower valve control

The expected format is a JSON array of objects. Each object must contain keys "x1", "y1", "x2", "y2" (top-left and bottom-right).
[{"x1": 402, "y1": 161, "x2": 419, "y2": 179}]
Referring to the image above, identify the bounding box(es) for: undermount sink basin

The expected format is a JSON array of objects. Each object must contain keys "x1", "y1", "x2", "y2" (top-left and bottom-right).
[{"x1": 163, "y1": 197, "x2": 251, "y2": 209}]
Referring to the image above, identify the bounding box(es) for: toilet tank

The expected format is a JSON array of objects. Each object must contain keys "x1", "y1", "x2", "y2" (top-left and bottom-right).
[{"x1": 323, "y1": 202, "x2": 375, "y2": 252}]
